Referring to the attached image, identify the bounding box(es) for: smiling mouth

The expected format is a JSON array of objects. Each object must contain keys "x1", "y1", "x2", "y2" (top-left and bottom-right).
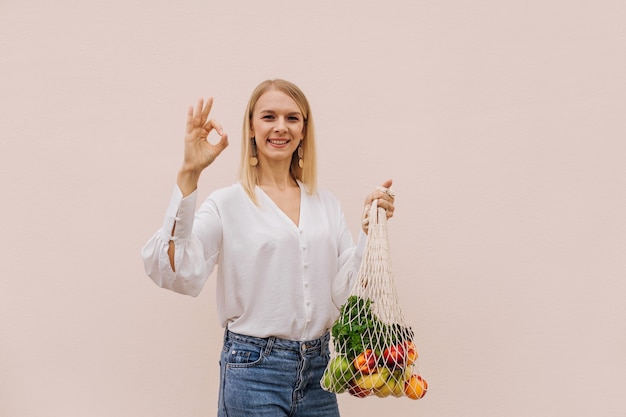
[{"x1": 267, "y1": 139, "x2": 290, "y2": 145}]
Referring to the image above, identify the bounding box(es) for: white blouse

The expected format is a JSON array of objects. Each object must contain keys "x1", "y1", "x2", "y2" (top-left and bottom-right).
[{"x1": 141, "y1": 181, "x2": 366, "y2": 341}]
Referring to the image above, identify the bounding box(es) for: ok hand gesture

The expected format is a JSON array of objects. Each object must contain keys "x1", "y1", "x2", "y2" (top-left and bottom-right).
[
  {"x1": 177, "y1": 97, "x2": 229, "y2": 196},
  {"x1": 182, "y1": 97, "x2": 229, "y2": 173}
]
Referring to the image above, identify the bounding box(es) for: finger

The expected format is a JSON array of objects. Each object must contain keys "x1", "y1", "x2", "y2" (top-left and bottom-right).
[
  {"x1": 204, "y1": 119, "x2": 225, "y2": 136},
  {"x1": 201, "y1": 97, "x2": 214, "y2": 122},
  {"x1": 363, "y1": 178, "x2": 394, "y2": 205},
  {"x1": 194, "y1": 98, "x2": 204, "y2": 120},
  {"x1": 366, "y1": 190, "x2": 392, "y2": 205},
  {"x1": 186, "y1": 105, "x2": 194, "y2": 132},
  {"x1": 376, "y1": 198, "x2": 394, "y2": 210},
  {"x1": 365, "y1": 193, "x2": 378, "y2": 206},
  {"x1": 379, "y1": 192, "x2": 395, "y2": 204},
  {"x1": 377, "y1": 180, "x2": 395, "y2": 198},
  {"x1": 377, "y1": 200, "x2": 395, "y2": 218}
]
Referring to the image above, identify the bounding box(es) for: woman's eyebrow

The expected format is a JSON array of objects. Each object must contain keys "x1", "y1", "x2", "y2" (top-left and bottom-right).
[{"x1": 258, "y1": 109, "x2": 302, "y2": 116}]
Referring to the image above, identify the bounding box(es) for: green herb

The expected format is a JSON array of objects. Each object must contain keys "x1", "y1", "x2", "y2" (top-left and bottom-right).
[
  {"x1": 331, "y1": 296, "x2": 415, "y2": 360},
  {"x1": 332, "y1": 296, "x2": 375, "y2": 360}
]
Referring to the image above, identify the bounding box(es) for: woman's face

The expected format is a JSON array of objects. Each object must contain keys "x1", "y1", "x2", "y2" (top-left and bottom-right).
[{"x1": 250, "y1": 89, "x2": 305, "y2": 167}]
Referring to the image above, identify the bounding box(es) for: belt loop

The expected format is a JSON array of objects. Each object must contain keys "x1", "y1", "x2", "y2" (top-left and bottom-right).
[
  {"x1": 223, "y1": 326, "x2": 229, "y2": 344},
  {"x1": 264, "y1": 336, "x2": 276, "y2": 356},
  {"x1": 321, "y1": 332, "x2": 328, "y2": 356}
]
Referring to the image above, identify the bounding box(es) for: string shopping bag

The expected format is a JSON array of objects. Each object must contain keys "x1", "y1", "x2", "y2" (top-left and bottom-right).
[{"x1": 321, "y1": 196, "x2": 428, "y2": 399}]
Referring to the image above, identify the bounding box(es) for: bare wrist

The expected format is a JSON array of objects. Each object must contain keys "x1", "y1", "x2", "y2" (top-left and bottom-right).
[{"x1": 177, "y1": 167, "x2": 202, "y2": 197}]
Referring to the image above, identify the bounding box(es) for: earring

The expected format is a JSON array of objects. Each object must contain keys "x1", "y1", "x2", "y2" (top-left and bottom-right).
[
  {"x1": 249, "y1": 138, "x2": 258, "y2": 166},
  {"x1": 297, "y1": 142, "x2": 304, "y2": 168}
]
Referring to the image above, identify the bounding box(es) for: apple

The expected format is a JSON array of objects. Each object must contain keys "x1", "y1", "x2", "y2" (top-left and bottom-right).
[
  {"x1": 322, "y1": 370, "x2": 348, "y2": 393},
  {"x1": 404, "y1": 341, "x2": 418, "y2": 366},
  {"x1": 382, "y1": 343, "x2": 406, "y2": 368},
  {"x1": 322, "y1": 356, "x2": 354, "y2": 393},
  {"x1": 329, "y1": 356, "x2": 353, "y2": 383},
  {"x1": 348, "y1": 383, "x2": 372, "y2": 398},
  {"x1": 321, "y1": 370, "x2": 340, "y2": 393},
  {"x1": 353, "y1": 349, "x2": 377, "y2": 375}
]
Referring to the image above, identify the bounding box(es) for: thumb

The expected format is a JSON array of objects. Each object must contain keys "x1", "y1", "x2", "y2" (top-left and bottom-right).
[{"x1": 380, "y1": 179, "x2": 393, "y2": 189}]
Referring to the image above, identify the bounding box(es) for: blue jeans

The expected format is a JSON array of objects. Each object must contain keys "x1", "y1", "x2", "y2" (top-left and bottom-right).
[{"x1": 217, "y1": 329, "x2": 340, "y2": 417}]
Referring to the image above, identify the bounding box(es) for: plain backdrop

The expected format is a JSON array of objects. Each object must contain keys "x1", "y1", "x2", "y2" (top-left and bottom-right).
[{"x1": 1, "y1": 1, "x2": 625, "y2": 416}]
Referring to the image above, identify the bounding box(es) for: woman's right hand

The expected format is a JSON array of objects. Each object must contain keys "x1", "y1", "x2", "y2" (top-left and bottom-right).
[
  {"x1": 182, "y1": 97, "x2": 229, "y2": 172},
  {"x1": 178, "y1": 97, "x2": 229, "y2": 196}
]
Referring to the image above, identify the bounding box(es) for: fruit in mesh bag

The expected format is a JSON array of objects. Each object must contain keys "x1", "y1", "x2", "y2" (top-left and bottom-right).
[
  {"x1": 382, "y1": 343, "x2": 406, "y2": 368},
  {"x1": 353, "y1": 349, "x2": 377, "y2": 374},
  {"x1": 353, "y1": 367, "x2": 390, "y2": 391},
  {"x1": 404, "y1": 374, "x2": 428, "y2": 400},
  {"x1": 348, "y1": 383, "x2": 372, "y2": 398},
  {"x1": 322, "y1": 356, "x2": 353, "y2": 393},
  {"x1": 404, "y1": 341, "x2": 418, "y2": 366},
  {"x1": 373, "y1": 369, "x2": 407, "y2": 398},
  {"x1": 382, "y1": 340, "x2": 419, "y2": 369}
]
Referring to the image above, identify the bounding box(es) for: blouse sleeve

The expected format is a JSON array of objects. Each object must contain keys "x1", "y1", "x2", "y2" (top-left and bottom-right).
[
  {"x1": 331, "y1": 205, "x2": 367, "y2": 308},
  {"x1": 141, "y1": 186, "x2": 222, "y2": 297}
]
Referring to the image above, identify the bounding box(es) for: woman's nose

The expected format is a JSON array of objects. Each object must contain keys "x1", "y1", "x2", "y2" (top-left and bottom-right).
[{"x1": 274, "y1": 118, "x2": 287, "y2": 132}]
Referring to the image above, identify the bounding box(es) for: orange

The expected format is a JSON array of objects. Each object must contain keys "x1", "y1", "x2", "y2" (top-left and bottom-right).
[{"x1": 404, "y1": 374, "x2": 428, "y2": 400}]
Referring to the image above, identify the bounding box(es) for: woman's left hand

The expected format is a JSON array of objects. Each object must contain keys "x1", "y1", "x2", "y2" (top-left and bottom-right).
[{"x1": 362, "y1": 179, "x2": 395, "y2": 233}]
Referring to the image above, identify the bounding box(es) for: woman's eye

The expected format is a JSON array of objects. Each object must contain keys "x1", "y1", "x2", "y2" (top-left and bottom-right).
[
  {"x1": 288, "y1": 116, "x2": 300, "y2": 121},
  {"x1": 262, "y1": 115, "x2": 274, "y2": 120}
]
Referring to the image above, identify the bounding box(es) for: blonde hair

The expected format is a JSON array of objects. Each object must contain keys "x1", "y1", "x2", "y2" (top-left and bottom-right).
[{"x1": 240, "y1": 79, "x2": 318, "y2": 204}]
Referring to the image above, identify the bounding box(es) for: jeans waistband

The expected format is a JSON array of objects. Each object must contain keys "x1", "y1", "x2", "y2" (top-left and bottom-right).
[{"x1": 224, "y1": 329, "x2": 330, "y2": 356}]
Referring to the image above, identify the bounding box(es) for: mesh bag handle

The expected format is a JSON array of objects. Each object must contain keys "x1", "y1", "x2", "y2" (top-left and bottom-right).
[
  {"x1": 321, "y1": 197, "x2": 428, "y2": 400},
  {"x1": 356, "y1": 200, "x2": 402, "y2": 323}
]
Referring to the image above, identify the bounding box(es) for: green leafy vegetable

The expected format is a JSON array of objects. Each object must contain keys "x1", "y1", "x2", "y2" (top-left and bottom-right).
[{"x1": 331, "y1": 296, "x2": 414, "y2": 360}]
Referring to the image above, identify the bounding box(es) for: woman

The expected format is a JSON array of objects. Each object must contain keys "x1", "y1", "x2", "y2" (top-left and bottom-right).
[{"x1": 142, "y1": 79, "x2": 395, "y2": 417}]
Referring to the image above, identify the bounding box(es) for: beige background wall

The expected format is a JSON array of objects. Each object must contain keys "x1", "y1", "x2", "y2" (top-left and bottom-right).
[{"x1": 1, "y1": 1, "x2": 625, "y2": 416}]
